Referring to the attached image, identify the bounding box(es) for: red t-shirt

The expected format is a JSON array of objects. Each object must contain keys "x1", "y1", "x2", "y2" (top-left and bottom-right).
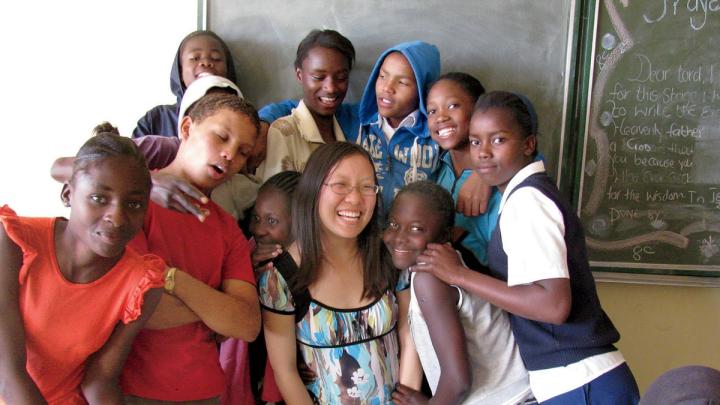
[
  {"x1": 0, "y1": 206, "x2": 165, "y2": 404},
  {"x1": 121, "y1": 201, "x2": 255, "y2": 401}
]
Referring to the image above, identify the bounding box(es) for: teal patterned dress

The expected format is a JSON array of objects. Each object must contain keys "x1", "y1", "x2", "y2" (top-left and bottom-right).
[{"x1": 257, "y1": 260, "x2": 409, "y2": 404}]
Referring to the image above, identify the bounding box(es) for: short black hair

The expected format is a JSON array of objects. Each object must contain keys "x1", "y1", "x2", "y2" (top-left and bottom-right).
[
  {"x1": 294, "y1": 29, "x2": 355, "y2": 70},
  {"x1": 186, "y1": 92, "x2": 260, "y2": 135},
  {"x1": 474, "y1": 91, "x2": 538, "y2": 138},
  {"x1": 434, "y1": 72, "x2": 486, "y2": 103},
  {"x1": 260, "y1": 170, "x2": 301, "y2": 198},
  {"x1": 392, "y1": 180, "x2": 454, "y2": 243}
]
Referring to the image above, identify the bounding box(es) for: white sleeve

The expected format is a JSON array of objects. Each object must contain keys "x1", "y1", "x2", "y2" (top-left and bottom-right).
[
  {"x1": 500, "y1": 187, "x2": 569, "y2": 286},
  {"x1": 210, "y1": 174, "x2": 260, "y2": 220}
]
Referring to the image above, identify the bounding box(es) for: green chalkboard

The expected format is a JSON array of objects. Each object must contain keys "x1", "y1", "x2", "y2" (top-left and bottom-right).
[{"x1": 576, "y1": 0, "x2": 720, "y2": 282}]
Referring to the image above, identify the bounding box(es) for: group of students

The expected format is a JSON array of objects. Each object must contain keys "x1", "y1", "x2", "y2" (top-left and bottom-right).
[{"x1": 0, "y1": 27, "x2": 642, "y2": 405}]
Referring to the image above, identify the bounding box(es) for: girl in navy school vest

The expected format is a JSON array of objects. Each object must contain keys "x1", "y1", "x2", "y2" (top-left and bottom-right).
[{"x1": 411, "y1": 91, "x2": 640, "y2": 404}]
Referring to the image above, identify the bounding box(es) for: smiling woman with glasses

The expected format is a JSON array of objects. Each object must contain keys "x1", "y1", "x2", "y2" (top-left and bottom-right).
[{"x1": 256, "y1": 142, "x2": 417, "y2": 404}]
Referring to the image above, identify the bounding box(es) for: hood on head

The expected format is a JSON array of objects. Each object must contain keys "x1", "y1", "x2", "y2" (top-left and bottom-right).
[
  {"x1": 358, "y1": 41, "x2": 440, "y2": 124},
  {"x1": 170, "y1": 30, "x2": 239, "y2": 104},
  {"x1": 176, "y1": 75, "x2": 243, "y2": 135}
]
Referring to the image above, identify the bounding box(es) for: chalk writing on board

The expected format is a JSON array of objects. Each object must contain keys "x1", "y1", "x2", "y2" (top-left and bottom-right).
[
  {"x1": 578, "y1": 0, "x2": 720, "y2": 269},
  {"x1": 642, "y1": 0, "x2": 720, "y2": 31}
]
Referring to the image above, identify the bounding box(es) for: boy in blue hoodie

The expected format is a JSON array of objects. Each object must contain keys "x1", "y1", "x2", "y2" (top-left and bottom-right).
[
  {"x1": 357, "y1": 41, "x2": 441, "y2": 211},
  {"x1": 132, "y1": 30, "x2": 238, "y2": 138},
  {"x1": 259, "y1": 41, "x2": 441, "y2": 212}
]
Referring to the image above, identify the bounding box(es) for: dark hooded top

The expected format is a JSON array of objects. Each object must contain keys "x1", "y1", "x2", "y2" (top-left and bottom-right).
[{"x1": 131, "y1": 30, "x2": 237, "y2": 138}]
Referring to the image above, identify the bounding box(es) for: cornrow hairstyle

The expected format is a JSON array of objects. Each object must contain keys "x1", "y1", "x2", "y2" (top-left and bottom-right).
[
  {"x1": 186, "y1": 92, "x2": 261, "y2": 135},
  {"x1": 393, "y1": 180, "x2": 455, "y2": 243},
  {"x1": 178, "y1": 30, "x2": 237, "y2": 89},
  {"x1": 294, "y1": 29, "x2": 356, "y2": 70},
  {"x1": 71, "y1": 132, "x2": 151, "y2": 190},
  {"x1": 434, "y1": 72, "x2": 486, "y2": 102},
  {"x1": 257, "y1": 170, "x2": 302, "y2": 232},
  {"x1": 260, "y1": 170, "x2": 301, "y2": 197},
  {"x1": 292, "y1": 142, "x2": 394, "y2": 300}
]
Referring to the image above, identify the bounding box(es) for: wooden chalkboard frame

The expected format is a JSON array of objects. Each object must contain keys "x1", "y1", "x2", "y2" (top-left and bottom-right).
[
  {"x1": 558, "y1": 0, "x2": 585, "y2": 196},
  {"x1": 573, "y1": 0, "x2": 720, "y2": 286}
]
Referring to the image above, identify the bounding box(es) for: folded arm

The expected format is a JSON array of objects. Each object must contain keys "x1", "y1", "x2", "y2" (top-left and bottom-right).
[
  {"x1": 81, "y1": 288, "x2": 162, "y2": 404},
  {"x1": 168, "y1": 272, "x2": 261, "y2": 340}
]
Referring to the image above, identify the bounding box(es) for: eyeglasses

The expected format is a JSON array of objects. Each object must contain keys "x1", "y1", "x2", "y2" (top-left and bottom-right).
[{"x1": 323, "y1": 182, "x2": 380, "y2": 196}]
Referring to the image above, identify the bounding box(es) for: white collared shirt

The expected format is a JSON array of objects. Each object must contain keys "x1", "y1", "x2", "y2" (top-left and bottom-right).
[
  {"x1": 498, "y1": 161, "x2": 625, "y2": 401},
  {"x1": 380, "y1": 109, "x2": 419, "y2": 142},
  {"x1": 498, "y1": 161, "x2": 569, "y2": 286}
]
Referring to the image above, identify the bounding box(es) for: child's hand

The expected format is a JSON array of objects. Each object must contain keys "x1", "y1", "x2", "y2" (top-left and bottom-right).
[
  {"x1": 456, "y1": 171, "x2": 490, "y2": 217},
  {"x1": 392, "y1": 384, "x2": 429, "y2": 405},
  {"x1": 251, "y1": 243, "x2": 283, "y2": 268},
  {"x1": 150, "y1": 172, "x2": 210, "y2": 222},
  {"x1": 413, "y1": 243, "x2": 467, "y2": 286}
]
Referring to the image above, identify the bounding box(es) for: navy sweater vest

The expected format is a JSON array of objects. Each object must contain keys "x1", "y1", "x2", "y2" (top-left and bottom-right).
[{"x1": 488, "y1": 172, "x2": 619, "y2": 370}]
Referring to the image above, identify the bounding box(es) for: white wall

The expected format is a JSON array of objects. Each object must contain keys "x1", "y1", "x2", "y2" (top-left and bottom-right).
[{"x1": 0, "y1": 1, "x2": 198, "y2": 217}]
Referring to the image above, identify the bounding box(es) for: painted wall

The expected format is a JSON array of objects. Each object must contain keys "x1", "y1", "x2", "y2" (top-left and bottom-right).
[{"x1": 597, "y1": 282, "x2": 720, "y2": 393}]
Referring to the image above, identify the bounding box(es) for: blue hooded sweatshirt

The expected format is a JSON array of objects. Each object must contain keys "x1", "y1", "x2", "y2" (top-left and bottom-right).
[
  {"x1": 258, "y1": 41, "x2": 440, "y2": 213},
  {"x1": 132, "y1": 31, "x2": 238, "y2": 138},
  {"x1": 356, "y1": 41, "x2": 441, "y2": 212}
]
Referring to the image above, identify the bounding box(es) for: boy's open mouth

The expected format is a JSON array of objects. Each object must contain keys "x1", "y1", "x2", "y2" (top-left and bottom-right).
[
  {"x1": 211, "y1": 164, "x2": 227, "y2": 176},
  {"x1": 378, "y1": 97, "x2": 393, "y2": 106}
]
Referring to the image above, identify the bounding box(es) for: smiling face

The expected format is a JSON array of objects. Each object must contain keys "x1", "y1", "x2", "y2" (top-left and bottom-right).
[
  {"x1": 64, "y1": 155, "x2": 150, "y2": 258},
  {"x1": 427, "y1": 79, "x2": 475, "y2": 151},
  {"x1": 296, "y1": 46, "x2": 350, "y2": 118},
  {"x1": 375, "y1": 52, "x2": 419, "y2": 128},
  {"x1": 180, "y1": 35, "x2": 228, "y2": 88},
  {"x1": 469, "y1": 107, "x2": 536, "y2": 192},
  {"x1": 383, "y1": 192, "x2": 445, "y2": 270},
  {"x1": 178, "y1": 108, "x2": 256, "y2": 192},
  {"x1": 249, "y1": 187, "x2": 292, "y2": 246},
  {"x1": 317, "y1": 153, "x2": 377, "y2": 242}
]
